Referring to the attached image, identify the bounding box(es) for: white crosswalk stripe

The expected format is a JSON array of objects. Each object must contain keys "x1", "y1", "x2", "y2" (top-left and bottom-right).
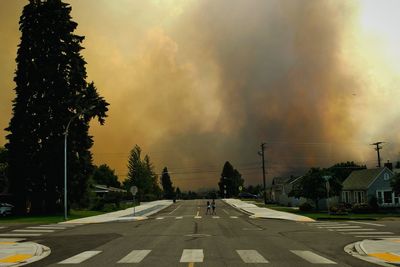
[
  {"x1": 334, "y1": 228, "x2": 375, "y2": 232},
  {"x1": 212, "y1": 216, "x2": 220, "y2": 219},
  {"x1": 291, "y1": 250, "x2": 336, "y2": 264},
  {"x1": 176, "y1": 216, "x2": 183, "y2": 219},
  {"x1": 347, "y1": 221, "x2": 385, "y2": 227},
  {"x1": 117, "y1": 250, "x2": 151, "y2": 263},
  {"x1": 13, "y1": 229, "x2": 55, "y2": 233},
  {"x1": 58, "y1": 251, "x2": 102, "y2": 264},
  {"x1": 27, "y1": 226, "x2": 66, "y2": 230},
  {"x1": 156, "y1": 217, "x2": 164, "y2": 220},
  {"x1": 318, "y1": 226, "x2": 361, "y2": 229},
  {"x1": 0, "y1": 233, "x2": 42, "y2": 237},
  {"x1": 230, "y1": 216, "x2": 238, "y2": 219},
  {"x1": 236, "y1": 250, "x2": 269, "y2": 263},
  {"x1": 180, "y1": 249, "x2": 204, "y2": 262},
  {"x1": 342, "y1": 232, "x2": 394, "y2": 235}
]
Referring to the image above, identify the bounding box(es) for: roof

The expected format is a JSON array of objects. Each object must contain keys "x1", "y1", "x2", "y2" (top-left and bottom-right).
[
  {"x1": 342, "y1": 168, "x2": 387, "y2": 190},
  {"x1": 272, "y1": 177, "x2": 291, "y2": 186}
]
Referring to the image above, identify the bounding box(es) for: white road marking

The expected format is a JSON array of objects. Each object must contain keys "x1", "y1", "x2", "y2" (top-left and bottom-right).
[
  {"x1": 0, "y1": 233, "x2": 42, "y2": 237},
  {"x1": 176, "y1": 216, "x2": 183, "y2": 219},
  {"x1": 0, "y1": 226, "x2": 6, "y2": 229},
  {"x1": 291, "y1": 250, "x2": 336, "y2": 264},
  {"x1": 318, "y1": 226, "x2": 361, "y2": 229},
  {"x1": 180, "y1": 249, "x2": 204, "y2": 263},
  {"x1": 194, "y1": 216, "x2": 202, "y2": 219},
  {"x1": 117, "y1": 250, "x2": 151, "y2": 263},
  {"x1": 347, "y1": 221, "x2": 385, "y2": 227},
  {"x1": 222, "y1": 209, "x2": 230, "y2": 215},
  {"x1": 13, "y1": 229, "x2": 55, "y2": 233},
  {"x1": 335, "y1": 228, "x2": 375, "y2": 232},
  {"x1": 342, "y1": 232, "x2": 394, "y2": 235},
  {"x1": 355, "y1": 235, "x2": 400, "y2": 238},
  {"x1": 58, "y1": 251, "x2": 101, "y2": 264},
  {"x1": 27, "y1": 226, "x2": 66, "y2": 230},
  {"x1": 312, "y1": 223, "x2": 349, "y2": 226},
  {"x1": 0, "y1": 238, "x2": 26, "y2": 242},
  {"x1": 168, "y1": 205, "x2": 181, "y2": 215},
  {"x1": 230, "y1": 216, "x2": 238, "y2": 219},
  {"x1": 156, "y1": 217, "x2": 164, "y2": 220},
  {"x1": 236, "y1": 250, "x2": 269, "y2": 263},
  {"x1": 212, "y1": 216, "x2": 220, "y2": 219}
]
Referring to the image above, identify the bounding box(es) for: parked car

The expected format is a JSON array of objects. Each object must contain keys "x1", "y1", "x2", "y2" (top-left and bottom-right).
[
  {"x1": 238, "y1": 192, "x2": 258, "y2": 199},
  {"x1": 0, "y1": 203, "x2": 14, "y2": 216}
]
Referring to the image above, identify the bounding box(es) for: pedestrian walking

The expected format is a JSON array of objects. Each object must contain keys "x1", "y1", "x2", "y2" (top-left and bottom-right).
[
  {"x1": 206, "y1": 201, "x2": 211, "y2": 215},
  {"x1": 211, "y1": 199, "x2": 216, "y2": 215}
]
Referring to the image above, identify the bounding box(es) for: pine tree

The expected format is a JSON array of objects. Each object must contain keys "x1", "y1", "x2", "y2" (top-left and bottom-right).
[
  {"x1": 5, "y1": 0, "x2": 108, "y2": 214},
  {"x1": 218, "y1": 161, "x2": 244, "y2": 198},
  {"x1": 161, "y1": 167, "x2": 174, "y2": 199}
]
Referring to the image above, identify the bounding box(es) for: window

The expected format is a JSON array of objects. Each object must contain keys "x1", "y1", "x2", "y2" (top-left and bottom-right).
[
  {"x1": 384, "y1": 173, "x2": 390, "y2": 181},
  {"x1": 342, "y1": 191, "x2": 350, "y2": 203},
  {"x1": 384, "y1": 191, "x2": 393, "y2": 204},
  {"x1": 354, "y1": 191, "x2": 365, "y2": 203}
]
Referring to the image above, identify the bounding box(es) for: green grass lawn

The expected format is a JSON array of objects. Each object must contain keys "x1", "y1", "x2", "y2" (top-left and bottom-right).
[
  {"x1": 0, "y1": 209, "x2": 107, "y2": 224},
  {"x1": 255, "y1": 203, "x2": 400, "y2": 220}
]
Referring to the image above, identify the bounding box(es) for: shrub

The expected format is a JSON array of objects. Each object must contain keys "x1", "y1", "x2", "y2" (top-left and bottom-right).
[
  {"x1": 352, "y1": 203, "x2": 374, "y2": 213},
  {"x1": 299, "y1": 202, "x2": 314, "y2": 212}
]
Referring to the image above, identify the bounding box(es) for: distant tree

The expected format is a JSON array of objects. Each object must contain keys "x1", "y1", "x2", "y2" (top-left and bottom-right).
[
  {"x1": 218, "y1": 161, "x2": 244, "y2": 198},
  {"x1": 395, "y1": 161, "x2": 400, "y2": 169},
  {"x1": 143, "y1": 155, "x2": 162, "y2": 198},
  {"x1": 5, "y1": 0, "x2": 108, "y2": 214},
  {"x1": 161, "y1": 167, "x2": 175, "y2": 199},
  {"x1": 92, "y1": 164, "x2": 120, "y2": 188},
  {"x1": 328, "y1": 161, "x2": 366, "y2": 182},
  {"x1": 391, "y1": 173, "x2": 400, "y2": 196},
  {"x1": 289, "y1": 168, "x2": 335, "y2": 210},
  {"x1": 176, "y1": 187, "x2": 181, "y2": 199}
]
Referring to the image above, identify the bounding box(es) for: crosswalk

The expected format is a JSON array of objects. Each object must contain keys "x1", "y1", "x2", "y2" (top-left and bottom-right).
[
  {"x1": 0, "y1": 223, "x2": 82, "y2": 239},
  {"x1": 306, "y1": 221, "x2": 397, "y2": 238},
  {"x1": 56, "y1": 248, "x2": 337, "y2": 264}
]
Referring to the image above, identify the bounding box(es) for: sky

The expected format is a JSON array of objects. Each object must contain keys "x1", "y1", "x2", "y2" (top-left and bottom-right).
[{"x1": 1, "y1": 0, "x2": 400, "y2": 190}]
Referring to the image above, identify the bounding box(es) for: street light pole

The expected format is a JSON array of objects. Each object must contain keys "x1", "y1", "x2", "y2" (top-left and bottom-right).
[
  {"x1": 63, "y1": 107, "x2": 94, "y2": 221},
  {"x1": 260, "y1": 143, "x2": 267, "y2": 204}
]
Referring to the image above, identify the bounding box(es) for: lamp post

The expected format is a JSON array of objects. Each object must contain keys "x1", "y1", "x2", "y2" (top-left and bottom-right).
[{"x1": 63, "y1": 107, "x2": 94, "y2": 221}]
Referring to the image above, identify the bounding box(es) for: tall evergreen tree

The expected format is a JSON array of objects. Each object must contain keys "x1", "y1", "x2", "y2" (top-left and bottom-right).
[
  {"x1": 161, "y1": 167, "x2": 174, "y2": 199},
  {"x1": 218, "y1": 161, "x2": 244, "y2": 198},
  {"x1": 91, "y1": 164, "x2": 120, "y2": 188},
  {"x1": 5, "y1": 0, "x2": 108, "y2": 214}
]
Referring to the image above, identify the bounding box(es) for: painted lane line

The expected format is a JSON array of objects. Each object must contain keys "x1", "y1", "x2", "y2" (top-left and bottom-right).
[
  {"x1": 0, "y1": 233, "x2": 42, "y2": 237},
  {"x1": 343, "y1": 232, "x2": 394, "y2": 235},
  {"x1": 355, "y1": 236, "x2": 400, "y2": 238},
  {"x1": 13, "y1": 229, "x2": 55, "y2": 233},
  {"x1": 180, "y1": 249, "x2": 204, "y2": 263},
  {"x1": 117, "y1": 250, "x2": 151, "y2": 263},
  {"x1": 291, "y1": 250, "x2": 336, "y2": 264},
  {"x1": 236, "y1": 250, "x2": 269, "y2": 263},
  {"x1": 335, "y1": 228, "x2": 376, "y2": 232},
  {"x1": 222, "y1": 209, "x2": 230, "y2": 215},
  {"x1": 58, "y1": 251, "x2": 102, "y2": 264},
  {"x1": 212, "y1": 216, "x2": 220, "y2": 219},
  {"x1": 230, "y1": 216, "x2": 238, "y2": 219},
  {"x1": 318, "y1": 226, "x2": 361, "y2": 229},
  {"x1": 176, "y1": 216, "x2": 183, "y2": 219},
  {"x1": 347, "y1": 221, "x2": 385, "y2": 227},
  {"x1": 194, "y1": 211, "x2": 201, "y2": 219},
  {"x1": 168, "y1": 205, "x2": 181, "y2": 215},
  {"x1": 27, "y1": 226, "x2": 66, "y2": 230}
]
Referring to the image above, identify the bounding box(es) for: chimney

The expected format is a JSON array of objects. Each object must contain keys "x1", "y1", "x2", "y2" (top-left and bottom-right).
[{"x1": 384, "y1": 160, "x2": 393, "y2": 171}]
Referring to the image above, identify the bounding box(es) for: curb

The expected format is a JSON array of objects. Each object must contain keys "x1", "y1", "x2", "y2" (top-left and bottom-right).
[
  {"x1": 344, "y1": 242, "x2": 395, "y2": 267},
  {"x1": 0, "y1": 242, "x2": 51, "y2": 267}
]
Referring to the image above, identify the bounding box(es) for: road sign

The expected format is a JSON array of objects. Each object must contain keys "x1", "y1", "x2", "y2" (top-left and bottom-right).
[{"x1": 130, "y1": 186, "x2": 138, "y2": 196}]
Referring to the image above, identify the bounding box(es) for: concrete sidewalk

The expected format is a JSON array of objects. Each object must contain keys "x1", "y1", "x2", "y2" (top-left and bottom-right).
[
  {"x1": 347, "y1": 238, "x2": 400, "y2": 267},
  {"x1": 61, "y1": 200, "x2": 173, "y2": 224},
  {"x1": 0, "y1": 239, "x2": 50, "y2": 267},
  {"x1": 223, "y1": 198, "x2": 315, "y2": 222}
]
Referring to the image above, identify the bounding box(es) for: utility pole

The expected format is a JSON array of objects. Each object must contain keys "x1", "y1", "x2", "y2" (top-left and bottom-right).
[
  {"x1": 260, "y1": 143, "x2": 267, "y2": 204},
  {"x1": 371, "y1": 142, "x2": 384, "y2": 168}
]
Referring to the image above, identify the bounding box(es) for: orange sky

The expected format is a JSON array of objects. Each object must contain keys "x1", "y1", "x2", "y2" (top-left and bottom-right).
[{"x1": 1, "y1": 0, "x2": 400, "y2": 190}]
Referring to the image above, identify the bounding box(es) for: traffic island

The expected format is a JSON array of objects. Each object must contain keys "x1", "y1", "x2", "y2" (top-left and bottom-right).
[{"x1": 0, "y1": 239, "x2": 50, "y2": 267}]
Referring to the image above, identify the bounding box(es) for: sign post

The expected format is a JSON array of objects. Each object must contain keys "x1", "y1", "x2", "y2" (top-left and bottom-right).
[
  {"x1": 322, "y1": 176, "x2": 331, "y2": 214},
  {"x1": 130, "y1": 186, "x2": 138, "y2": 216}
]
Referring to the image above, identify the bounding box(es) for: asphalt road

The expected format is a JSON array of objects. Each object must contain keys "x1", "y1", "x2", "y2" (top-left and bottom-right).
[{"x1": 4, "y1": 200, "x2": 399, "y2": 266}]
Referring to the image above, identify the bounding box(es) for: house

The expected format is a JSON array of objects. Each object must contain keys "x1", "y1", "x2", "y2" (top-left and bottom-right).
[
  {"x1": 270, "y1": 176, "x2": 308, "y2": 207},
  {"x1": 91, "y1": 184, "x2": 126, "y2": 197},
  {"x1": 341, "y1": 167, "x2": 398, "y2": 207}
]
